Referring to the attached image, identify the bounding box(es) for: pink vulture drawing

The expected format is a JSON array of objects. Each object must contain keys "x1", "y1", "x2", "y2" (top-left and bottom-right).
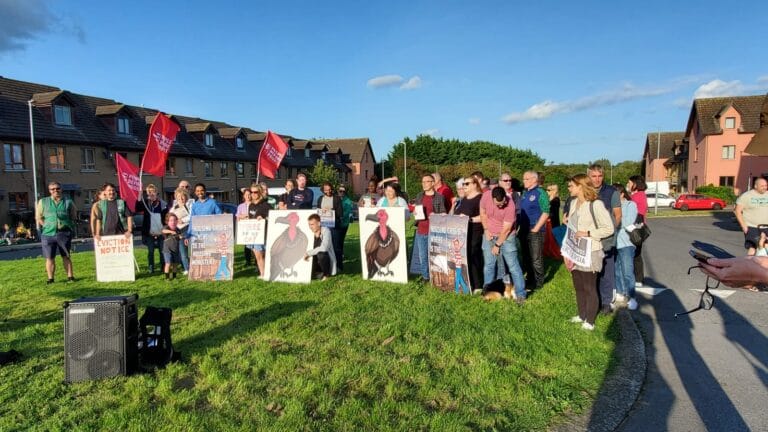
[
  {"x1": 269, "y1": 212, "x2": 308, "y2": 281},
  {"x1": 364, "y1": 209, "x2": 401, "y2": 279}
]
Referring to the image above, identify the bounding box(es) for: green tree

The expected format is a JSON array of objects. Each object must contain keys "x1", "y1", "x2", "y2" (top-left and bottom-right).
[{"x1": 308, "y1": 160, "x2": 339, "y2": 189}]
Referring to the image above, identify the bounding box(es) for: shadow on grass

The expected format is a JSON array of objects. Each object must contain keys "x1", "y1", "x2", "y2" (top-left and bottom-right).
[
  {"x1": 48, "y1": 287, "x2": 222, "y2": 312},
  {"x1": 177, "y1": 301, "x2": 316, "y2": 356}
]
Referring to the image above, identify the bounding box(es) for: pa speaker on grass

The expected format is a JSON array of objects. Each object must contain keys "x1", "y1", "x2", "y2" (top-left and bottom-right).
[{"x1": 63, "y1": 294, "x2": 139, "y2": 383}]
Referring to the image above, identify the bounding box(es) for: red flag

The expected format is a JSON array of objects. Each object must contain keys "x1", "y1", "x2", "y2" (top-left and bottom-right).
[
  {"x1": 257, "y1": 130, "x2": 289, "y2": 179},
  {"x1": 141, "y1": 112, "x2": 180, "y2": 177},
  {"x1": 115, "y1": 153, "x2": 142, "y2": 213}
]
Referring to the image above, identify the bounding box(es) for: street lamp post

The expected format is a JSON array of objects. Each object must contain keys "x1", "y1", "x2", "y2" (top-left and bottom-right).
[
  {"x1": 403, "y1": 141, "x2": 407, "y2": 197},
  {"x1": 654, "y1": 130, "x2": 660, "y2": 215},
  {"x1": 27, "y1": 99, "x2": 39, "y2": 204}
]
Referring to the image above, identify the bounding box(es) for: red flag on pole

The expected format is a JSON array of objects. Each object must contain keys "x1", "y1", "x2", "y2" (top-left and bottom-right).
[
  {"x1": 257, "y1": 130, "x2": 289, "y2": 179},
  {"x1": 115, "y1": 153, "x2": 142, "y2": 213},
  {"x1": 141, "y1": 112, "x2": 180, "y2": 177}
]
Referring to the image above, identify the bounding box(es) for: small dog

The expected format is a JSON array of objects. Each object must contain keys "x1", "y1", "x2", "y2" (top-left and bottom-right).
[{"x1": 483, "y1": 283, "x2": 516, "y2": 301}]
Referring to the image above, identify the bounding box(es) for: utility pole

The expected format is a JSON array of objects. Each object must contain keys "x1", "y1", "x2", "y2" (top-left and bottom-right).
[
  {"x1": 27, "y1": 100, "x2": 39, "y2": 204},
  {"x1": 654, "y1": 130, "x2": 660, "y2": 215}
]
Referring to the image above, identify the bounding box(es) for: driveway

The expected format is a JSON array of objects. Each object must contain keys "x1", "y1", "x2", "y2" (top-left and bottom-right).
[{"x1": 618, "y1": 213, "x2": 768, "y2": 431}]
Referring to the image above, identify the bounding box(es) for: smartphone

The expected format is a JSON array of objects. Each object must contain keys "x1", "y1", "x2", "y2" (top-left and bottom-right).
[{"x1": 690, "y1": 249, "x2": 713, "y2": 263}]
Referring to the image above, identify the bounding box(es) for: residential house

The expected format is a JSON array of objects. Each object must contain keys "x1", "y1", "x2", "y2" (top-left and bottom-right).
[
  {"x1": 318, "y1": 138, "x2": 376, "y2": 195},
  {"x1": 643, "y1": 132, "x2": 683, "y2": 191}
]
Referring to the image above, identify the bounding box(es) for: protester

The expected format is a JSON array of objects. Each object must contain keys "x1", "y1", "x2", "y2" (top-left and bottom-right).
[
  {"x1": 627, "y1": 175, "x2": 648, "y2": 286},
  {"x1": 259, "y1": 181, "x2": 277, "y2": 209},
  {"x1": 411, "y1": 174, "x2": 447, "y2": 282},
  {"x1": 304, "y1": 213, "x2": 336, "y2": 280},
  {"x1": 588, "y1": 164, "x2": 621, "y2": 314},
  {"x1": 499, "y1": 172, "x2": 521, "y2": 211},
  {"x1": 247, "y1": 186, "x2": 271, "y2": 276},
  {"x1": 564, "y1": 174, "x2": 614, "y2": 330},
  {"x1": 1, "y1": 223, "x2": 14, "y2": 245},
  {"x1": 480, "y1": 186, "x2": 527, "y2": 303},
  {"x1": 614, "y1": 184, "x2": 639, "y2": 310},
  {"x1": 470, "y1": 171, "x2": 488, "y2": 192},
  {"x1": 377, "y1": 182, "x2": 411, "y2": 220},
  {"x1": 15, "y1": 221, "x2": 33, "y2": 240},
  {"x1": 277, "y1": 179, "x2": 295, "y2": 210},
  {"x1": 450, "y1": 178, "x2": 465, "y2": 215},
  {"x1": 358, "y1": 179, "x2": 381, "y2": 207},
  {"x1": 169, "y1": 187, "x2": 192, "y2": 275},
  {"x1": 35, "y1": 181, "x2": 77, "y2": 284},
  {"x1": 547, "y1": 184, "x2": 561, "y2": 227},
  {"x1": 287, "y1": 173, "x2": 314, "y2": 209},
  {"x1": 89, "y1": 185, "x2": 107, "y2": 236},
  {"x1": 337, "y1": 184, "x2": 354, "y2": 271},
  {"x1": 161, "y1": 213, "x2": 183, "y2": 280},
  {"x1": 136, "y1": 184, "x2": 168, "y2": 274},
  {"x1": 317, "y1": 182, "x2": 344, "y2": 271},
  {"x1": 433, "y1": 172, "x2": 454, "y2": 209},
  {"x1": 94, "y1": 182, "x2": 134, "y2": 240},
  {"x1": 190, "y1": 183, "x2": 222, "y2": 217},
  {"x1": 519, "y1": 171, "x2": 550, "y2": 291},
  {"x1": 237, "y1": 188, "x2": 253, "y2": 266},
  {"x1": 734, "y1": 177, "x2": 768, "y2": 255},
  {"x1": 454, "y1": 175, "x2": 484, "y2": 292}
]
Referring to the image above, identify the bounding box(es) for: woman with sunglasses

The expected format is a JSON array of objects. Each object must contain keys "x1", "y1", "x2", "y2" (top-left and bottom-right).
[{"x1": 454, "y1": 176, "x2": 484, "y2": 292}]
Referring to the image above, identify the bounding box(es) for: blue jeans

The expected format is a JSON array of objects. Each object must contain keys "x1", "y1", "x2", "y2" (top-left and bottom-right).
[
  {"x1": 410, "y1": 232, "x2": 430, "y2": 280},
  {"x1": 482, "y1": 235, "x2": 526, "y2": 299},
  {"x1": 179, "y1": 228, "x2": 189, "y2": 271},
  {"x1": 616, "y1": 246, "x2": 636, "y2": 298}
]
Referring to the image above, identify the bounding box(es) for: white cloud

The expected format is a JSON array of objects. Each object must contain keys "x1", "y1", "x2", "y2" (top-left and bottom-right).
[
  {"x1": 692, "y1": 79, "x2": 745, "y2": 98},
  {"x1": 421, "y1": 128, "x2": 440, "y2": 137},
  {"x1": 503, "y1": 84, "x2": 671, "y2": 124},
  {"x1": 367, "y1": 74, "x2": 404, "y2": 89},
  {"x1": 0, "y1": 0, "x2": 85, "y2": 54},
  {"x1": 400, "y1": 76, "x2": 422, "y2": 90},
  {"x1": 757, "y1": 75, "x2": 768, "y2": 84},
  {"x1": 468, "y1": 118, "x2": 480, "y2": 125}
]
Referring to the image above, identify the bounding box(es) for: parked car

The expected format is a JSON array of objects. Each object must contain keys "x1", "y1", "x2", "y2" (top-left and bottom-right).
[
  {"x1": 673, "y1": 194, "x2": 727, "y2": 211},
  {"x1": 646, "y1": 193, "x2": 676, "y2": 208}
]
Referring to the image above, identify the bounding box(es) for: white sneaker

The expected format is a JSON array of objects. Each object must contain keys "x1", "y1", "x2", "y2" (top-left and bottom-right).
[
  {"x1": 627, "y1": 298, "x2": 638, "y2": 310},
  {"x1": 570, "y1": 316, "x2": 583, "y2": 323},
  {"x1": 183, "y1": 270, "x2": 188, "y2": 275},
  {"x1": 615, "y1": 294, "x2": 627, "y2": 303},
  {"x1": 581, "y1": 322, "x2": 595, "y2": 331},
  {"x1": 635, "y1": 282, "x2": 642, "y2": 288}
]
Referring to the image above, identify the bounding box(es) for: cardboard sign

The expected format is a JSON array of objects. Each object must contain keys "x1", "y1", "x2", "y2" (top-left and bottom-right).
[
  {"x1": 236, "y1": 218, "x2": 266, "y2": 245},
  {"x1": 188, "y1": 214, "x2": 234, "y2": 281},
  {"x1": 264, "y1": 210, "x2": 316, "y2": 283},
  {"x1": 94, "y1": 235, "x2": 135, "y2": 282},
  {"x1": 359, "y1": 207, "x2": 408, "y2": 284},
  {"x1": 560, "y1": 225, "x2": 592, "y2": 268},
  {"x1": 317, "y1": 209, "x2": 335, "y2": 228},
  {"x1": 427, "y1": 214, "x2": 471, "y2": 293},
  {"x1": 413, "y1": 205, "x2": 425, "y2": 221}
]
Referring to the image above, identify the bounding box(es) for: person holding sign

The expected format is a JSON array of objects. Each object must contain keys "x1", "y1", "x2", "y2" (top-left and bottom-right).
[
  {"x1": 237, "y1": 189, "x2": 253, "y2": 266},
  {"x1": 358, "y1": 179, "x2": 380, "y2": 207},
  {"x1": 247, "y1": 187, "x2": 271, "y2": 276},
  {"x1": 317, "y1": 182, "x2": 343, "y2": 271},
  {"x1": 94, "y1": 182, "x2": 134, "y2": 240},
  {"x1": 161, "y1": 213, "x2": 183, "y2": 280},
  {"x1": 377, "y1": 182, "x2": 411, "y2": 221},
  {"x1": 136, "y1": 184, "x2": 168, "y2": 274},
  {"x1": 563, "y1": 174, "x2": 614, "y2": 330},
  {"x1": 169, "y1": 187, "x2": 192, "y2": 275},
  {"x1": 304, "y1": 213, "x2": 336, "y2": 280},
  {"x1": 410, "y1": 174, "x2": 447, "y2": 282}
]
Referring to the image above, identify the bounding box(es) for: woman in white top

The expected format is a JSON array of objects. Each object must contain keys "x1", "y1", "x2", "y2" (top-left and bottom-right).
[
  {"x1": 377, "y1": 182, "x2": 411, "y2": 220},
  {"x1": 170, "y1": 187, "x2": 192, "y2": 274}
]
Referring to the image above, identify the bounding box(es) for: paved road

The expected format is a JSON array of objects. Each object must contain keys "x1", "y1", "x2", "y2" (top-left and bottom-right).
[
  {"x1": 618, "y1": 213, "x2": 768, "y2": 431},
  {"x1": 0, "y1": 237, "x2": 143, "y2": 261}
]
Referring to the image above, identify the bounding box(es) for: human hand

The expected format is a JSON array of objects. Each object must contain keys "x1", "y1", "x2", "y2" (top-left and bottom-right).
[{"x1": 700, "y1": 256, "x2": 768, "y2": 288}]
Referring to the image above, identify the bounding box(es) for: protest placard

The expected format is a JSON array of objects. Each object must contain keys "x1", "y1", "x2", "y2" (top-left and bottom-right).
[
  {"x1": 188, "y1": 214, "x2": 234, "y2": 281},
  {"x1": 560, "y1": 225, "x2": 592, "y2": 268},
  {"x1": 236, "y1": 218, "x2": 266, "y2": 245},
  {"x1": 359, "y1": 207, "x2": 408, "y2": 284},
  {"x1": 427, "y1": 214, "x2": 470, "y2": 293},
  {"x1": 94, "y1": 235, "x2": 135, "y2": 282}
]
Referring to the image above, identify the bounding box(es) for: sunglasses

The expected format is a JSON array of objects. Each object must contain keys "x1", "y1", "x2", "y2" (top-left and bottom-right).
[
  {"x1": 500, "y1": 179, "x2": 511, "y2": 182},
  {"x1": 677, "y1": 266, "x2": 718, "y2": 316}
]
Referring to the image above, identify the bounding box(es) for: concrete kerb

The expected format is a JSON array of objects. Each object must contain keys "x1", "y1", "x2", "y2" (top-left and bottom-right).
[{"x1": 553, "y1": 309, "x2": 647, "y2": 432}]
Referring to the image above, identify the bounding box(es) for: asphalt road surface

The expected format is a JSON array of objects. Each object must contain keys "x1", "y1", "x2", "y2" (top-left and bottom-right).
[{"x1": 618, "y1": 213, "x2": 768, "y2": 432}]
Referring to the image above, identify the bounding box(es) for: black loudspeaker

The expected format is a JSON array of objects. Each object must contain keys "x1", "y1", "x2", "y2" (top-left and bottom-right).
[{"x1": 64, "y1": 294, "x2": 139, "y2": 383}]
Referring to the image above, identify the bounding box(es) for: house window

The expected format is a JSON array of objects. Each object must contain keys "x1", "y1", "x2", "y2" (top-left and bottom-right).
[
  {"x1": 286, "y1": 147, "x2": 292, "y2": 157},
  {"x1": 721, "y1": 145, "x2": 735, "y2": 160},
  {"x1": 117, "y1": 117, "x2": 131, "y2": 135},
  {"x1": 204, "y1": 162, "x2": 212, "y2": 177},
  {"x1": 4, "y1": 144, "x2": 25, "y2": 170},
  {"x1": 322, "y1": 151, "x2": 327, "y2": 161},
  {"x1": 81, "y1": 148, "x2": 96, "y2": 170},
  {"x1": 364, "y1": 151, "x2": 368, "y2": 163},
  {"x1": 236, "y1": 136, "x2": 245, "y2": 150},
  {"x1": 84, "y1": 189, "x2": 98, "y2": 205},
  {"x1": 220, "y1": 162, "x2": 228, "y2": 177},
  {"x1": 185, "y1": 158, "x2": 194, "y2": 175},
  {"x1": 9, "y1": 192, "x2": 29, "y2": 211},
  {"x1": 166, "y1": 157, "x2": 176, "y2": 176},
  {"x1": 54, "y1": 104, "x2": 72, "y2": 126},
  {"x1": 694, "y1": 145, "x2": 699, "y2": 162},
  {"x1": 719, "y1": 176, "x2": 735, "y2": 187},
  {"x1": 304, "y1": 148, "x2": 310, "y2": 158},
  {"x1": 725, "y1": 117, "x2": 736, "y2": 129},
  {"x1": 48, "y1": 146, "x2": 66, "y2": 170},
  {"x1": 235, "y1": 162, "x2": 244, "y2": 177},
  {"x1": 251, "y1": 163, "x2": 258, "y2": 177},
  {"x1": 205, "y1": 133, "x2": 214, "y2": 147}
]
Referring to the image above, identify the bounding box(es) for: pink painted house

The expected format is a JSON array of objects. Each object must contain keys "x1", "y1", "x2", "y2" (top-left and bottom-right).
[
  {"x1": 643, "y1": 132, "x2": 685, "y2": 192},
  {"x1": 684, "y1": 95, "x2": 768, "y2": 195}
]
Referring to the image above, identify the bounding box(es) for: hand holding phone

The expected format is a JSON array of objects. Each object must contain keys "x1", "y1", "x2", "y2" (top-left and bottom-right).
[{"x1": 690, "y1": 249, "x2": 713, "y2": 263}]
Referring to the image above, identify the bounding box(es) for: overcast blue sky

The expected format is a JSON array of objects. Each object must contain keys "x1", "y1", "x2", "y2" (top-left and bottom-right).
[{"x1": 1, "y1": 0, "x2": 767, "y2": 164}]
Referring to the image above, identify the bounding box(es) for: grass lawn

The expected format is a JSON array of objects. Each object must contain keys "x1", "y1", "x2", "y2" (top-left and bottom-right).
[{"x1": 0, "y1": 223, "x2": 618, "y2": 431}]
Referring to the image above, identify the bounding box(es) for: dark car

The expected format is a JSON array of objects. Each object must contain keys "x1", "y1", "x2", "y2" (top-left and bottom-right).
[{"x1": 673, "y1": 194, "x2": 727, "y2": 211}]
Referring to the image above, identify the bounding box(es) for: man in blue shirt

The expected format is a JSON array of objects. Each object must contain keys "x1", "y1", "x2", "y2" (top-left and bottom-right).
[
  {"x1": 589, "y1": 164, "x2": 622, "y2": 314},
  {"x1": 287, "y1": 173, "x2": 314, "y2": 209},
  {"x1": 190, "y1": 183, "x2": 222, "y2": 216},
  {"x1": 519, "y1": 171, "x2": 550, "y2": 290}
]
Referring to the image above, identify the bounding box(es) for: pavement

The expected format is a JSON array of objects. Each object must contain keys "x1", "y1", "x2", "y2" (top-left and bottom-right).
[{"x1": 0, "y1": 236, "x2": 142, "y2": 260}]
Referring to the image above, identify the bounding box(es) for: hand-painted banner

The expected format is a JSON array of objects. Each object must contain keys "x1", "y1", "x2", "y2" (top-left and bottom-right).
[
  {"x1": 236, "y1": 218, "x2": 266, "y2": 245},
  {"x1": 188, "y1": 214, "x2": 234, "y2": 281},
  {"x1": 141, "y1": 112, "x2": 180, "y2": 177},
  {"x1": 257, "y1": 131, "x2": 288, "y2": 179},
  {"x1": 264, "y1": 210, "x2": 315, "y2": 283},
  {"x1": 427, "y1": 214, "x2": 471, "y2": 293},
  {"x1": 359, "y1": 207, "x2": 408, "y2": 284},
  {"x1": 115, "y1": 153, "x2": 141, "y2": 213},
  {"x1": 94, "y1": 235, "x2": 135, "y2": 282},
  {"x1": 560, "y1": 225, "x2": 592, "y2": 268}
]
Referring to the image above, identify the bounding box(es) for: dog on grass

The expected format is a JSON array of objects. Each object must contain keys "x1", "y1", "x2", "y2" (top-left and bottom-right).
[{"x1": 483, "y1": 283, "x2": 515, "y2": 301}]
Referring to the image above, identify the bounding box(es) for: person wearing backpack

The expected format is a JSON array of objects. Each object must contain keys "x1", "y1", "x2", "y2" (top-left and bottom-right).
[
  {"x1": 564, "y1": 174, "x2": 614, "y2": 330},
  {"x1": 93, "y1": 182, "x2": 134, "y2": 240},
  {"x1": 35, "y1": 181, "x2": 78, "y2": 284}
]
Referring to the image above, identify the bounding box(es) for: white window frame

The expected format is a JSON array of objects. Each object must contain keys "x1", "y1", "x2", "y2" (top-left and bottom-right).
[
  {"x1": 54, "y1": 104, "x2": 72, "y2": 126},
  {"x1": 205, "y1": 133, "x2": 214, "y2": 147},
  {"x1": 724, "y1": 117, "x2": 736, "y2": 129},
  {"x1": 81, "y1": 147, "x2": 96, "y2": 171},
  {"x1": 235, "y1": 162, "x2": 244, "y2": 177},
  {"x1": 185, "y1": 158, "x2": 194, "y2": 175},
  {"x1": 220, "y1": 162, "x2": 228, "y2": 178},
  {"x1": 721, "y1": 145, "x2": 735, "y2": 160},
  {"x1": 204, "y1": 161, "x2": 212, "y2": 177},
  {"x1": 236, "y1": 136, "x2": 245, "y2": 150}
]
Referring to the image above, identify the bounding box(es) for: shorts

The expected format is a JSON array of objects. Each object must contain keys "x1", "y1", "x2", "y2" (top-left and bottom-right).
[
  {"x1": 247, "y1": 244, "x2": 265, "y2": 252},
  {"x1": 41, "y1": 231, "x2": 72, "y2": 259},
  {"x1": 744, "y1": 226, "x2": 761, "y2": 249},
  {"x1": 163, "y1": 251, "x2": 181, "y2": 264}
]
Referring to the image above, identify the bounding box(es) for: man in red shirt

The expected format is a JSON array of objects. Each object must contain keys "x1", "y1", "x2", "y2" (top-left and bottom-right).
[
  {"x1": 433, "y1": 172, "x2": 454, "y2": 209},
  {"x1": 410, "y1": 174, "x2": 447, "y2": 281}
]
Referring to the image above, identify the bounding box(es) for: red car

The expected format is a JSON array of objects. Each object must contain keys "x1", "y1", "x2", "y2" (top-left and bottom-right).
[{"x1": 673, "y1": 194, "x2": 727, "y2": 211}]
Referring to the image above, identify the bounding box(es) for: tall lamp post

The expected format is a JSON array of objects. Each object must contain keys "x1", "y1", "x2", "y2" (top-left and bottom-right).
[
  {"x1": 654, "y1": 130, "x2": 660, "y2": 215},
  {"x1": 402, "y1": 141, "x2": 407, "y2": 198},
  {"x1": 27, "y1": 99, "x2": 39, "y2": 204}
]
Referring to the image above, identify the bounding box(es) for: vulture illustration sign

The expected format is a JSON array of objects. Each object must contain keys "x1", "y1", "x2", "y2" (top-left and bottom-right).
[
  {"x1": 359, "y1": 207, "x2": 408, "y2": 284},
  {"x1": 427, "y1": 214, "x2": 470, "y2": 293},
  {"x1": 264, "y1": 210, "x2": 315, "y2": 283},
  {"x1": 188, "y1": 214, "x2": 234, "y2": 281}
]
